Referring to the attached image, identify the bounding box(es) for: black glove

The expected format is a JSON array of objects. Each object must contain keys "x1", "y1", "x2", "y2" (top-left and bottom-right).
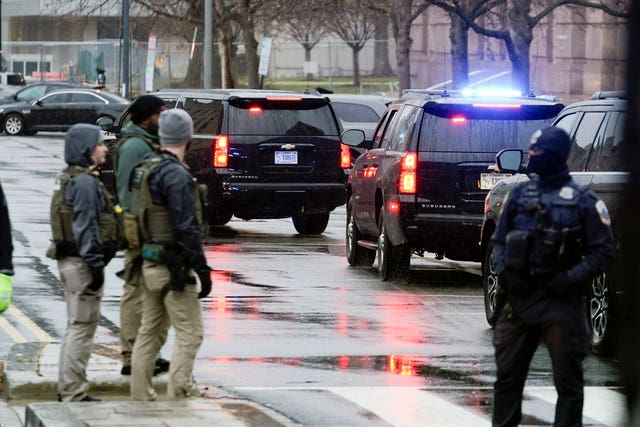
[
  {"x1": 89, "y1": 266, "x2": 105, "y2": 291},
  {"x1": 196, "y1": 266, "x2": 212, "y2": 299},
  {"x1": 500, "y1": 268, "x2": 530, "y2": 295},
  {"x1": 103, "y1": 242, "x2": 118, "y2": 265},
  {"x1": 547, "y1": 272, "x2": 571, "y2": 296}
]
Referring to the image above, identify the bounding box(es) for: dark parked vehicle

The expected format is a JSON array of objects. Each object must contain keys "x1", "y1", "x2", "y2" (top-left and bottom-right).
[
  {"x1": 0, "y1": 81, "x2": 82, "y2": 105},
  {"x1": 0, "y1": 88, "x2": 128, "y2": 135},
  {"x1": 325, "y1": 93, "x2": 391, "y2": 142},
  {"x1": 342, "y1": 89, "x2": 564, "y2": 280},
  {"x1": 481, "y1": 91, "x2": 627, "y2": 355},
  {"x1": 99, "y1": 89, "x2": 358, "y2": 235}
]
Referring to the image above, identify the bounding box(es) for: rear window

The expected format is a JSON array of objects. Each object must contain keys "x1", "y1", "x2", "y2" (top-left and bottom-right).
[
  {"x1": 332, "y1": 102, "x2": 380, "y2": 123},
  {"x1": 228, "y1": 104, "x2": 339, "y2": 136},
  {"x1": 419, "y1": 114, "x2": 551, "y2": 153},
  {"x1": 182, "y1": 97, "x2": 223, "y2": 134}
]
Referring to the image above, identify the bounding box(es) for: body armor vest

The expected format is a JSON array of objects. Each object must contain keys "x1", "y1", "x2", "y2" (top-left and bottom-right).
[
  {"x1": 130, "y1": 153, "x2": 205, "y2": 246},
  {"x1": 48, "y1": 166, "x2": 119, "y2": 257}
]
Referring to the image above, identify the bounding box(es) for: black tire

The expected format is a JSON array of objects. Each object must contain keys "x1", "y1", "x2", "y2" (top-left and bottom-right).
[
  {"x1": 483, "y1": 241, "x2": 501, "y2": 328},
  {"x1": 377, "y1": 208, "x2": 410, "y2": 281},
  {"x1": 292, "y1": 212, "x2": 330, "y2": 235},
  {"x1": 587, "y1": 272, "x2": 615, "y2": 356},
  {"x1": 4, "y1": 114, "x2": 24, "y2": 135},
  {"x1": 346, "y1": 199, "x2": 375, "y2": 266},
  {"x1": 210, "y1": 209, "x2": 233, "y2": 226}
]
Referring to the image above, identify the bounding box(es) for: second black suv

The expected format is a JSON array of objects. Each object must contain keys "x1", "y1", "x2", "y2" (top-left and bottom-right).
[
  {"x1": 342, "y1": 89, "x2": 564, "y2": 280},
  {"x1": 481, "y1": 91, "x2": 627, "y2": 355},
  {"x1": 100, "y1": 89, "x2": 355, "y2": 235}
]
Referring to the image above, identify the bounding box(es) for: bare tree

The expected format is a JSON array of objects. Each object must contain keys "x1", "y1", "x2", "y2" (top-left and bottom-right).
[
  {"x1": 372, "y1": 13, "x2": 394, "y2": 77},
  {"x1": 326, "y1": 0, "x2": 376, "y2": 88}
]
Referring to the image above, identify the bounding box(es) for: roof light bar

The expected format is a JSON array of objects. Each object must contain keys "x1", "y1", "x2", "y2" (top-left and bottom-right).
[
  {"x1": 472, "y1": 103, "x2": 522, "y2": 109},
  {"x1": 462, "y1": 88, "x2": 522, "y2": 98}
]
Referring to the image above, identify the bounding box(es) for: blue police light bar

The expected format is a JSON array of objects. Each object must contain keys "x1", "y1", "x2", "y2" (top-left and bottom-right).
[{"x1": 461, "y1": 88, "x2": 522, "y2": 98}]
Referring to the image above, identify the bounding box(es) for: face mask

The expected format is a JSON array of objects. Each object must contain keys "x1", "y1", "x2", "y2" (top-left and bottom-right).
[
  {"x1": 147, "y1": 123, "x2": 159, "y2": 136},
  {"x1": 526, "y1": 152, "x2": 566, "y2": 177}
]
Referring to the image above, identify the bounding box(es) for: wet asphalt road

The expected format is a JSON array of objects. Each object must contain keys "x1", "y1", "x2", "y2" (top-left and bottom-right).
[{"x1": 0, "y1": 134, "x2": 624, "y2": 425}]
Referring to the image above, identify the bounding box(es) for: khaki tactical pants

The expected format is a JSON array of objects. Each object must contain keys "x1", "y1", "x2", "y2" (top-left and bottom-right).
[
  {"x1": 130, "y1": 260, "x2": 203, "y2": 401},
  {"x1": 57, "y1": 257, "x2": 102, "y2": 402},
  {"x1": 119, "y1": 249, "x2": 168, "y2": 367}
]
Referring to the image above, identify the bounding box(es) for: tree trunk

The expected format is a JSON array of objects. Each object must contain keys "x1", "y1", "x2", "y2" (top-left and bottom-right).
[
  {"x1": 391, "y1": 0, "x2": 414, "y2": 94},
  {"x1": 449, "y1": 13, "x2": 469, "y2": 90},
  {"x1": 304, "y1": 45, "x2": 314, "y2": 80},
  {"x1": 372, "y1": 13, "x2": 393, "y2": 77},
  {"x1": 352, "y1": 46, "x2": 362, "y2": 88},
  {"x1": 237, "y1": 0, "x2": 260, "y2": 88},
  {"x1": 221, "y1": 31, "x2": 235, "y2": 89},
  {"x1": 507, "y1": 0, "x2": 533, "y2": 93}
]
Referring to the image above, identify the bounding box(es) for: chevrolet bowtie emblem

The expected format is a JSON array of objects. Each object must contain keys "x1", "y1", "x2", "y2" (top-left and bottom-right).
[{"x1": 280, "y1": 144, "x2": 296, "y2": 150}]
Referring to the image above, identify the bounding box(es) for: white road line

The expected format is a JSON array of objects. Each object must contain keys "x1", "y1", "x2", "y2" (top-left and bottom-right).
[
  {"x1": 0, "y1": 308, "x2": 27, "y2": 343},
  {"x1": 467, "y1": 71, "x2": 511, "y2": 88},
  {"x1": 7, "y1": 306, "x2": 54, "y2": 343},
  {"x1": 328, "y1": 386, "x2": 490, "y2": 427},
  {"x1": 426, "y1": 70, "x2": 484, "y2": 90},
  {"x1": 526, "y1": 386, "x2": 627, "y2": 426}
]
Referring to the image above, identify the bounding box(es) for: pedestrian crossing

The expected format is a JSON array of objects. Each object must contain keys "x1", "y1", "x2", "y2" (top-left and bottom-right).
[{"x1": 235, "y1": 385, "x2": 628, "y2": 426}]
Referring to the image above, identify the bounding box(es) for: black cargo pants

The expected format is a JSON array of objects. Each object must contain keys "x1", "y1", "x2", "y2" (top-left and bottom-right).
[{"x1": 492, "y1": 306, "x2": 589, "y2": 427}]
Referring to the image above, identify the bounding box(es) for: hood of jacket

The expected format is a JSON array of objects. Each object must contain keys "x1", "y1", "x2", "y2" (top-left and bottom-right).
[{"x1": 64, "y1": 124, "x2": 104, "y2": 167}]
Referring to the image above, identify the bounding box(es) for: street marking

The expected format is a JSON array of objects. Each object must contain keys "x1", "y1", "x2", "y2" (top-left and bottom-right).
[
  {"x1": 328, "y1": 386, "x2": 490, "y2": 427},
  {"x1": 7, "y1": 306, "x2": 54, "y2": 343},
  {"x1": 467, "y1": 71, "x2": 511, "y2": 87},
  {"x1": 0, "y1": 307, "x2": 27, "y2": 343},
  {"x1": 426, "y1": 70, "x2": 483, "y2": 90},
  {"x1": 526, "y1": 386, "x2": 627, "y2": 426}
]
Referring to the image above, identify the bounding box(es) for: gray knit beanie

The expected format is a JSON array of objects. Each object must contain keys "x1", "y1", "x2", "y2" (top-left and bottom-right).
[{"x1": 159, "y1": 109, "x2": 193, "y2": 147}]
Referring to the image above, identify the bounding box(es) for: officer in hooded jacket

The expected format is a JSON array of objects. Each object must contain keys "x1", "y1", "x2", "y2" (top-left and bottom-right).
[
  {"x1": 491, "y1": 127, "x2": 617, "y2": 426},
  {"x1": 47, "y1": 124, "x2": 117, "y2": 402},
  {"x1": 130, "y1": 108, "x2": 212, "y2": 401}
]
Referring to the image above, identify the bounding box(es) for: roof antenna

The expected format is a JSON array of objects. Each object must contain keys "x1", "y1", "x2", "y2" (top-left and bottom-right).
[{"x1": 442, "y1": 45, "x2": 448, "y2": 96}]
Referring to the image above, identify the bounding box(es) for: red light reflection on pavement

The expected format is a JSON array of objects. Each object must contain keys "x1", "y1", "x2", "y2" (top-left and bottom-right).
[{"x1": 388, "y1": 354, "x2": 417, "y2": 376}]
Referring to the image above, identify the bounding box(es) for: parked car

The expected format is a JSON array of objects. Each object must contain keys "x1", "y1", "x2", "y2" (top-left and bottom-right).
[
  {"x1": 341, "y1": 89, "x2": 564, "y2": 280},
  {"x1": 98, "y1": 89, "x2": 360, "y2": 235},
  {"x1": 0, "y1": 81, "x2": 83, "y2": 105},
  {"x1": 480, "y1": 91, "x2": 627, "y2": 355},
  {"x1": 325, "y1": 93, "x2": 392, "y2": 142},
  {"x1": 0, "y1": 88, "x2": 128, "y2": 135}
]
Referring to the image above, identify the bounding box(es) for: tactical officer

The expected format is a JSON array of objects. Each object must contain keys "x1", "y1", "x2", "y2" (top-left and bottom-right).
[
  {"x1": 114, "y1": 94, "x2": 169, "y2": 376},
  {"x1": 0, "y1": 178, "x2": 13, "y2": 313},
  {"x1": 491, "y1": 127, "x2": 617, "y2": 426},
  {"x1": 47, "y1": 124, "x2": 119, "y2": 402},
  {"x1": 130, "y1": 109, "x2": 212, "y2": 401}
]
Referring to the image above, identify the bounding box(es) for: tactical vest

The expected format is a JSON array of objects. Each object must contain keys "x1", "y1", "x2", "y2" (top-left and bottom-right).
[
  {"x1": 508, "y1": 180, "x2": 585, "y2": 275},
  {"x1": 129, "y1": 153, "x2": 205, "y2": 246},
  {"x1": 48, "y1": 166, "x2": 120, "y2": 258}
]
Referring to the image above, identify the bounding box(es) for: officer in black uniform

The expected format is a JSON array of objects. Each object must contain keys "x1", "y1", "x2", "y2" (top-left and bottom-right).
[{"x1": 491, "y1": 127, "x2": 617, "y2": 427}]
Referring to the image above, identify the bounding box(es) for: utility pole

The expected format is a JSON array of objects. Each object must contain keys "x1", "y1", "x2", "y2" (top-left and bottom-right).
[
  {"x1": 204, "y1": 0, "x2": 212, "y2": 88},
  {"x1": 122, "y1": 0, "x2": 130, "y2": 98},
  {"x1": 0, "y1": 0, "x2": 4, "y2": 71}
]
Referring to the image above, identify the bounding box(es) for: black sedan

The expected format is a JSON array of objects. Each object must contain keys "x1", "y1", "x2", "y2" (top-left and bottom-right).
[
  {"x1": 0, "y1": 81, "x2": 84, "y2": 105},
  {"x1": 0, "y1": 88, "x2": 129, "y2": 135}
]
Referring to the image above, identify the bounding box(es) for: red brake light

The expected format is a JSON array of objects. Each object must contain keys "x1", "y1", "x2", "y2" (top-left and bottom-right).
[
  {"x1": 212, "y1": 135, "x2": 229, "y2": 167},
  {"x1": 266, "y1": 97, "x2": 302, "y2": 101},
  {"x1": 399, "y1": 152, "x2": 417, "y2": 194},
  {"x1": 340, "y1": 144, "x2": 352, "y2": 169},
  {"x1": 451, "y1": 115, "x2": 467, "y2": 124},
  {"x1": 248, "y1": 106, "x2": 262, "y2": 113}
]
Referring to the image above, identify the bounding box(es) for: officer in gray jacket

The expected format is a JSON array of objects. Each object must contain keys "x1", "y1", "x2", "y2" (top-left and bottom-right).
[{"x1": 47, "y1": 124, "x2": 118, "y2": 402}]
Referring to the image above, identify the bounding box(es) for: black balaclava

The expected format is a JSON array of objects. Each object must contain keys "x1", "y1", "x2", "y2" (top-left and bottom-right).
[{"x1": 526, "y1": 127, "x2": 571, "y2": 177}]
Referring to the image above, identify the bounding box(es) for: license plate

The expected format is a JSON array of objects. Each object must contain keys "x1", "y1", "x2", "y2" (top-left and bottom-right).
[
  {"x1": 480, "y1": 173, "x2": 512, "y2": 190},
  {"x1": 275, "y1": 151, "x2": 298, "y2": 165}
]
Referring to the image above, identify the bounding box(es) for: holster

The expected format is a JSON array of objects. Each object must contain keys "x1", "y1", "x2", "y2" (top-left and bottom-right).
[
  {"x1": 504, "y1": 230, "x2": 530, "y2": 270},
  {"x1": 160, "y1": 248, "x2": 195, "y2": 297}
]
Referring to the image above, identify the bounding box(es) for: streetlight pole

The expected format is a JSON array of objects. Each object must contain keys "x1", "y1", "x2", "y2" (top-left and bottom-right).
[
  {"x1": 122, "y1": 0, "x2": 130, "y2": 98},
  {"x1": 204, "y1": 0, "x2": 212, "y2": 88},
  {"x1": 0, "y1": 0, "x2": 4, "y2": 71}
]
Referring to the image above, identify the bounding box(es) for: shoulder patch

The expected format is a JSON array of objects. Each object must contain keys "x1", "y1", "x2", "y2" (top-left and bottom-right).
[
  {"x1": 595, "y1": 200, "x2": 612, "y2": 226},
  {"x1": 558, "y1": 186, "x2": 575, "y2": 200}
]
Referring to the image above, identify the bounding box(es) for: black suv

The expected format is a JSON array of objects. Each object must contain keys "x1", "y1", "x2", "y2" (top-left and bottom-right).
[
  {"x1": 100, "y1": 89, "x2": 354, "y2": 235},
  {"x1": 342, "y1": 89, "x2": 564, "y2": 280},
  {"x1": 481, "y1": 91, "x2": 627, "y2": 355}
]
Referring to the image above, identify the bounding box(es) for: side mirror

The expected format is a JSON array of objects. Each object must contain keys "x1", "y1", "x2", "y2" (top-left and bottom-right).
[
  {"x1": 495, "y1": 148, "x2": 524, "y2": 173},
  {"x1": 97, "y1": 116, "x2": 115, "y2": 132},
  {"x1": 341, "y1": 129, "x2": 366, "y2": 147},
  {"x1": 34, "y1": 100, "x2": 42, "y2": 106}
]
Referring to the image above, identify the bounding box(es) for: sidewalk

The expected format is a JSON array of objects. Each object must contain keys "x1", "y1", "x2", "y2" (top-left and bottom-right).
[{"x1": 2, "y1": 342, "x2": 296, "y2": 426}]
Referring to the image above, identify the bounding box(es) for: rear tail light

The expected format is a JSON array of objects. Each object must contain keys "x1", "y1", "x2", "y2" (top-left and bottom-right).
[
  {"x1": 340, "y1": 144, "x2": 351, "y2": 169},
  {"x1": 212, "y1": 135, "x2": 229, "y2": 167},
  {"x1": 399, "y1": 152, "x2": 417, "y2": 194}
]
